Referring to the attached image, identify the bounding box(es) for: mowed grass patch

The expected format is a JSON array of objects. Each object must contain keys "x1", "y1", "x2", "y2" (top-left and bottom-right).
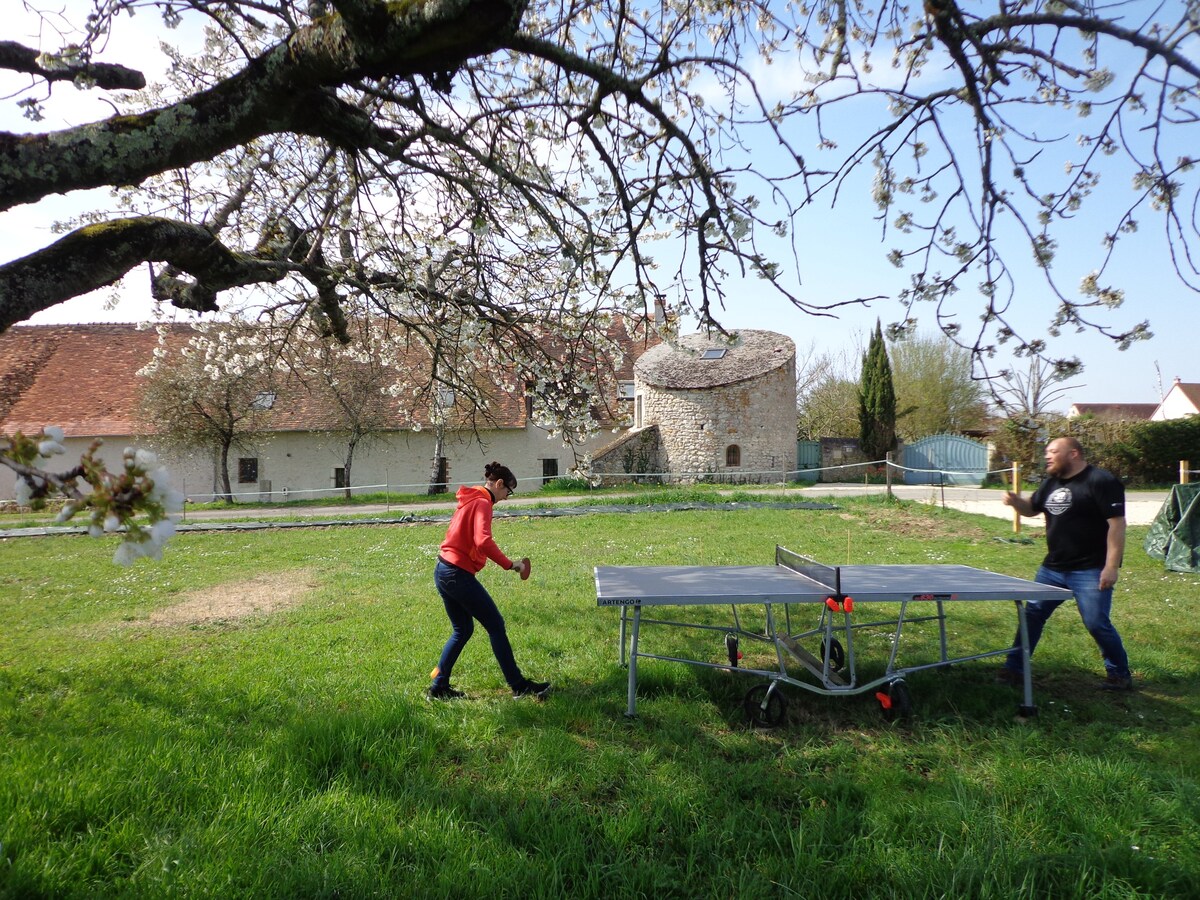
[{"x1": 1, "y1": 497, "x2": 1198, "y2": 898}]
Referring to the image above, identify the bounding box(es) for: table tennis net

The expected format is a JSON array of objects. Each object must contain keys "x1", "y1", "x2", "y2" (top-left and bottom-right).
[{"x1": 774, "y1": 546, "x2": 839, "y2": 592}]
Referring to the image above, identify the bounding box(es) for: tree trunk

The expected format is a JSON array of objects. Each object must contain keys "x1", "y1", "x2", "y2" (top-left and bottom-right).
[
  {"x1": 428, "y1": 424, "x2": 447, "y2": 495},
  {"x1": 343, "y1": 438, "x2": 358, "y2": 501},
  {"x1": 217, "y1": 438, "x2": 234, "y2": 503}
]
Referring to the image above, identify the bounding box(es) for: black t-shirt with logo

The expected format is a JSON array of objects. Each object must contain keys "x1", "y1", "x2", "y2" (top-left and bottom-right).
[{"x1": 1031, "y1": 464, "x2": 1125, "y2": 571}]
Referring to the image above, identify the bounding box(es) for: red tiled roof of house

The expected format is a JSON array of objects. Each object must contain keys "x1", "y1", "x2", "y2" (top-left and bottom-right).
[
  {"x1": 1069, "y1": 402, "x2": 1158, "y2": 420},
  {"x1": 0, "y1": 318, "x2": 658, "y2": 441},
  {"x1": 1, "y1": 324, "x2": 170, "y2": 438}
]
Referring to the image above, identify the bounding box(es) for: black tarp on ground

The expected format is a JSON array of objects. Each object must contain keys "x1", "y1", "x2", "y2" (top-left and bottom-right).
[{"x1": 1144, "y1": 483, "x2": 1200, "y2": 573}]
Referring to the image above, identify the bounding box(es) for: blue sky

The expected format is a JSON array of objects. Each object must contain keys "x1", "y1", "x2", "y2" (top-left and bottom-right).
[{"x1": 3, "y1": 1, "x2": 1195, "y2": 411}]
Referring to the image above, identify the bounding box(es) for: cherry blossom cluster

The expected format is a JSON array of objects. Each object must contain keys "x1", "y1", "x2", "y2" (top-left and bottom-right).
[{"x1": 2, "y1": 427, "x2": 184, "y2": 566}]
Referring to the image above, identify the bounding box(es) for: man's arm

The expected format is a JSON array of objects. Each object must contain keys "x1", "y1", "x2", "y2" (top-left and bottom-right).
[
  {"x1": 1003, "y1": 491, "x2": 1036, "y2": 517},
  {"x1": 1100, "y1": 516, "x2": 1126, "y2": 590}
]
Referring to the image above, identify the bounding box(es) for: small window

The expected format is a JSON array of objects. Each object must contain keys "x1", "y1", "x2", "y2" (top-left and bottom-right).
[
  {"x1": 725, "y1": 445, "x2": 741, "y2": 467},
  {"x1": 334, "y1": 467, "x2": 347, "y2": 488},
  {"x1": 251, "y1": 391, "x2": 276, "y2": 410},
  {"x1": 618, "y1": 381, "x2": 635, "y2": 400},
  {"x1": 701, "y1": 348, "x2": 727, "y2": 360},
  {"x1": 542, "y1": 458, "x2": 559, "y2": 482},
  {"x1": 437, "y1": 387, "x2": 455, "y2": 408},
  {"x1": 238, "y1": 457, "x2": 259, "y2": 483}
]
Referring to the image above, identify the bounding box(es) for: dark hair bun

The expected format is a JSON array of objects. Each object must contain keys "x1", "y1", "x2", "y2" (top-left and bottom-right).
[{"x1": 484, "y1": 461, "x2": 517, "y2": 490}]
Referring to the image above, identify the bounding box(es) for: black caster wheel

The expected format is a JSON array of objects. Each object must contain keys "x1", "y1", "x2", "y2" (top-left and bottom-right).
[
  {"x1": 821, "y1": 637, "x2": 845, "y2": 672},
  {"x1": 725, "y1": 632, "x2": 740, "y2": 668},
  {"x1": 744, "y1": 683, "x2": 787, "y2": 728},
  {"x1": 877, "y1": 679, "x2": 913, "y2": 723}
]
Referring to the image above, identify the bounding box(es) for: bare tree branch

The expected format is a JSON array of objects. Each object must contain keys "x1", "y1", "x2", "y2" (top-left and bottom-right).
[{"x1": 0, "y1": 39, "x2": 146, "y2": 91}]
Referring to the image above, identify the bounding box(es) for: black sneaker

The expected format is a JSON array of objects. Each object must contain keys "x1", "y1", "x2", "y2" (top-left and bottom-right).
[
  {"x1": 426, "y1": 684, "x2": 466, "y2": 701},
  {"x1": 995, "y1": 667, "x2": 1024, "y2": 686},
  {"x1": 1099, "y1": 673, "x2": 1134, "y2": 692},
  {"x1": 512, "y1": 680, "x2": 551, "y2": 700}
]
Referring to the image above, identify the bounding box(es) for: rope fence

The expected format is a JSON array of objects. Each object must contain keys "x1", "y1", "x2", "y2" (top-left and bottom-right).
[
  {"x1": 177, "y1": 459, "x2": 1196, "y2": 509},
  {"x1": 180, "y1": 458, "x2": 1004, "y2": 506}
]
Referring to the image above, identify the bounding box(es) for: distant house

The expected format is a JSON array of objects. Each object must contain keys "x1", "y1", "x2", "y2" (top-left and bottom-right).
[
  {"x1": 0, "y1": 320, "x2": 655, "y2": 502},
  {"x1": 1067, "y1": 378, "x2": 1200, "y2": 423},
  {"x1": 1068, "y1": 402, "x2": 1158, "y2": 420},
  {"x1": 1151, "y1": 378, "x2": 1200, "y2": 421}
]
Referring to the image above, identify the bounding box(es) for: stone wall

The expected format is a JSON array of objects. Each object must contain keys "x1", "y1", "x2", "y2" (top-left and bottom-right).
[
  {"x1": 638, "y1": 362, "x2": 795, "y2": 483},
  {"x1": 589, "y1": 425, "x2": 663, "y2": 483},
  {"x1": 813, "y1": 436, "x2": 870, "y2": 482}
]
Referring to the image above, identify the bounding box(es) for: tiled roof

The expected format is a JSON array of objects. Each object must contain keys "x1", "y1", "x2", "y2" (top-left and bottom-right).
[
  {"x1": 0, "y1": 324, "x2": 170, "y2": 437},
  {"x1": 635, "y1": 329, "x2": 794, "y2": 389},
  {"x1": 1069, "y1": 402, "x2": 1159, "y2": 420},
  {"x1": 0, "y1": 319, "x2": 657, "y2": 441},
  {"x1": 0, "y1": 326, "x2": 60, "y2": 423}
]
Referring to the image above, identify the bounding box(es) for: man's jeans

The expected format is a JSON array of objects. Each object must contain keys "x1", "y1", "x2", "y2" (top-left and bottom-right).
[
  {"x1": 433, "y1": 559, "x2": 523, "y2": 689},
  {"x1": 1004, "y1": 566, "x2": 1130, "y2": 677}
]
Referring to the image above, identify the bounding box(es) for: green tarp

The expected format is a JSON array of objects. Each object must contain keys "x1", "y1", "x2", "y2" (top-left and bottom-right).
[{"x1": 1144, "y1": 483, "x2": 1200, "y2": 573}]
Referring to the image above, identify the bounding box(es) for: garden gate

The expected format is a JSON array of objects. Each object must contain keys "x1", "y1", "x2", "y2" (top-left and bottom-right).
[{"x1": 901, "y1": 434, "x2": 988, "y2": 485}]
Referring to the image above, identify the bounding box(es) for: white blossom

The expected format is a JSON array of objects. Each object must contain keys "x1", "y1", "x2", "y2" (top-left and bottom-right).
[
  {"x1": 113, "y1": 541, "x2": 141, "y2": 567},
  {"x1": 150, "y1": 518, "x2": 178, "y2": 544},
  {"x1": 147, "y1": 468, "x2": 186, "y2": 513}
]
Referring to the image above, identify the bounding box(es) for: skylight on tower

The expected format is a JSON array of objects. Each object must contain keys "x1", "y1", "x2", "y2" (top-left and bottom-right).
[{"x1": 701, "y1": 348, "x2": 727, "y2": 360}]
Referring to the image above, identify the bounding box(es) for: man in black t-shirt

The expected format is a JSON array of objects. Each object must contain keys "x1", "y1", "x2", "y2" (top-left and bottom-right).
[{"x1": 998, "y1": 436, "x2": 1133, "y2": 690}]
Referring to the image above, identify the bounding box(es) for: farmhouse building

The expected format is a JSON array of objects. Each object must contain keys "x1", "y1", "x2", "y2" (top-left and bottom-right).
[{"x1": 0, "y1": 320, "x2": 654, "y2": 502}]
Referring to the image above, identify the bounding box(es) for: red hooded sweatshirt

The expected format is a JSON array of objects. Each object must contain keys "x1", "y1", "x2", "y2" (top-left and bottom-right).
[{"x1": 439, "y1": 485, "x2": 514, "y2": 574}]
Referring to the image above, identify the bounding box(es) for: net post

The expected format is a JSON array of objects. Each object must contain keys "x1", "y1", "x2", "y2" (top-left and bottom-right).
[{"x1": 1011, "y1": 462, "x2": 1021, "y2": 535}]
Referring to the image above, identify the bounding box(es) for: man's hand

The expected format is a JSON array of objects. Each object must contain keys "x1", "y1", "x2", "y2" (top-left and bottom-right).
[
  {"x1": 1004, "y1": 491, "x2": 1034, "y2": 517},
  {"x1": 1099, "y1": 565, "x2": 1120, "y2": 591}
]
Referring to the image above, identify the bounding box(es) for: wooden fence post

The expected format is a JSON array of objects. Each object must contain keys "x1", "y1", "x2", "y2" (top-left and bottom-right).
[
  {"x1": 1182, "y1": 461, "x2": 1190, "y2": 484},
  {"x1": 1012, "y1": 462, "x2": 1021, "y2": 535}
]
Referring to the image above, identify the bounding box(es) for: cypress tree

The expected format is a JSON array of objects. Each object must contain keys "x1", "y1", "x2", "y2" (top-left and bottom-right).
[{"x1": 859, "y1": 320, "x2": 897, "y2": 460}]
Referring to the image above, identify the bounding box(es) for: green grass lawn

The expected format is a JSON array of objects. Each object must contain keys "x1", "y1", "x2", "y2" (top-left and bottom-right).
[{"x1": 1, "y1": 497, "x2": 1198, "y2": 898}]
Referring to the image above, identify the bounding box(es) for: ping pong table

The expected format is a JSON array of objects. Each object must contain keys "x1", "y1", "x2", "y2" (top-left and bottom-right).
[{"x1": 594, "y1": 546, "x2": 1073, "y2": 725}]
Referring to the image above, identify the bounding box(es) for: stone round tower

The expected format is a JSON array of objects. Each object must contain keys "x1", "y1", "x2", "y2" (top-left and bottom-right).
[{"x1": 633, "y1": 330, "x2": 796, "y2": 482}]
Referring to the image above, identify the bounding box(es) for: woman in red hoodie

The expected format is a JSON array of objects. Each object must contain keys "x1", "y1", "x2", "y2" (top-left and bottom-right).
[{"x1": 428, "y1": 461, "x2": 550, "y2": 700}]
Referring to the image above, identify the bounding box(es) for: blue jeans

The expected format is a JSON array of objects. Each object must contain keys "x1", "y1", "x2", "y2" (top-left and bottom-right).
[
  {"x1": 433, "y1": 560, "x2": 524, "y2": 689},
  {"x1": 1004, "y1": 566, "x2": 1130, "y2": 678}
]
